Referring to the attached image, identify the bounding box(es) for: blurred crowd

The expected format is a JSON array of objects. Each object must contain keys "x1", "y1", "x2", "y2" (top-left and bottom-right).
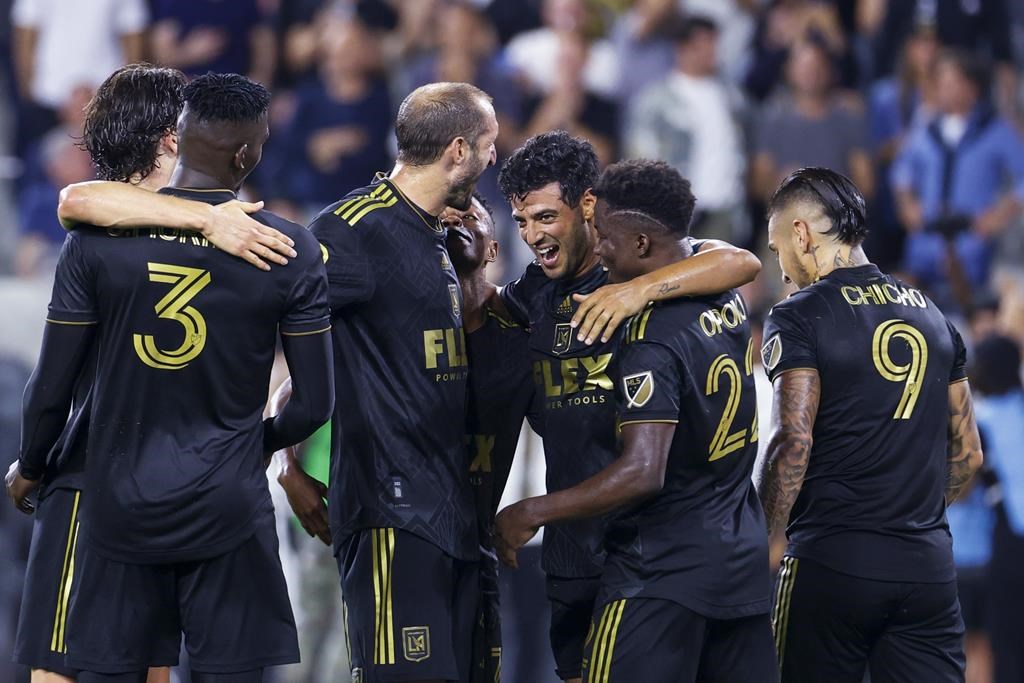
[{"x1": 2, "y1": 0, "x2": 1024, "y2": 681}]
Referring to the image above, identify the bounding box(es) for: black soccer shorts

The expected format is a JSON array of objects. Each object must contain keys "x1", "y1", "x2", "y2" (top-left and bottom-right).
[
  {"x1": 65, "y1": 516, "x2": 299, "y2": 674},
  {"x1": 338, "y1": 527, "x2": 479, "y2": 683},
  {"x1": 546, "y1": 574, "x2": 602, "y2": 680},
  {"x1": 13, "y1": 487, "x2": 83, "y2": 678},
  {"x1": 580, "y1": 596, "x2": 777, "y2": 683},
  {"x1": 772, "y1": 555, "x2": 965, "y2": 683},
  {"x1": 470, "y1": 548, "x2": 502, "y2": 683}
]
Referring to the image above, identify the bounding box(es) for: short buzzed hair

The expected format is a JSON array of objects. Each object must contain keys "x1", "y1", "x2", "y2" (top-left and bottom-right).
[
  {"x1": 183, "y1": 72, "x2": 271, "y2": 124},
  {"x1": 395, "y1": 82, "x2": 493, "y2": 166}
]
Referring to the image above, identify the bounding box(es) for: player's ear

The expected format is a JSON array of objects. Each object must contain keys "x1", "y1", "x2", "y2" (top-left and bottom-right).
[
  {"x1": 233, "y1": 143, "x2": 249, "y2": 171},
  {"x1": 793, "y1": 219, "x2": 813, "y2": 253},
  {"x1": 486, "y1": 238, "x2": 499, "y2": 264},
  {"x1": 448, "y1": 136, "x2": 468, "y2": 166},
  {"x1": 636, "y1": 233, "x2": 651, "y2": 258},
  {"x1": 580, "y1": 190, "x2": 596, "y2": 222}
]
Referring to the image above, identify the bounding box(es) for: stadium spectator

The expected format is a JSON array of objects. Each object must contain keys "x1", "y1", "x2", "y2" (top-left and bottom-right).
[
  {"x1": 151, "y1": 0, "x2": 276, "y2": 85},
  {"x1": 10, "y1": 0, "x2": 146, "y2": 156},
  {"x1": 519, "y1": 31, "x2": 619, "y2": 165},
  {"x1": 751, "y1": 39, "x2": 873, "y2": 204},
  {"x1": 607, "y1": 0, "x2": 683, "y2": 101},
  {"x1": 972, "y1": 334, "x2": 1024, "y2": 683},
  {"x1": 505, "y1": 0, "x2": 618, "y2": 99},
  {"x1": 625, "y1": 16, "x2": 747, "y2": 243},
  {"x1": 891, "y1": 48, "x2": 1024, "y2": 310},
  {"x1": 270, "y1": 15, "x2": 391, "y2": 216}
]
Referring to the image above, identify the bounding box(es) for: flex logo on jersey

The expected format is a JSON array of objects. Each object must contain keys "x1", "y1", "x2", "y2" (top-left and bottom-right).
[
  {"x1": 553, "y1": 323, "x2": 573, "y2": 353},
  {"x1": 623, "y1": 371, "x2": 654, "y2": 408},
  {"x1": 423, "y1": 327, "x2": 468, "y2": 382},
  {"x1": 402, "y1": 626, "x2": 430, "y2": 662},
  {"x1": 534, "y1": 354, "x2": 613, "y2": 402},
  {"x1": 762, "y1": 334, "x2": 782, "y2": 372}
]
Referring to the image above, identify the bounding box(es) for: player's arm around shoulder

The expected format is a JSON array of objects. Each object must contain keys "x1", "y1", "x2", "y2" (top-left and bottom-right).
[
  {"x1": 58, "y1": 181, "x2": 296, "y2": 270},
  {"x1": 571, "y1": 239, "x2": 761, "y2": 345}
]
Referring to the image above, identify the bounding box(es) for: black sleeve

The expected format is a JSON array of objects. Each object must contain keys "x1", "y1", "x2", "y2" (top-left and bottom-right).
[
  {"x1": 947, "y1": 319, "x2": 968, "y2": 383},
  {"x1": 616, "y1": 340, "x2": 683, "y2": 426},
  {"x1": 309, "y1": 210, "x2": 375, "y2": 312},
  {"x1": 262, "y1": 331, "x2": 335, "y2": 454},
  {"x1": 761, "y1": 295, "x2": 819, "y2": 382},
  {"x1": 20, "y1": 323, "x2": 96, "y2": 480},
  {"x1": 280, "y1": 230, "x2": 332, "y2": 336}
]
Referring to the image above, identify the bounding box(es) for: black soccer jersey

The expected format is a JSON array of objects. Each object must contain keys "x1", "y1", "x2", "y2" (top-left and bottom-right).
[
  {"x1": 762, "y1": 264, "x2": 967, "y2": 583},
  {"x1": 501, "y1": 263, "x2": 619, "y2": 578},
  {"x1": 310, "y1": 177, "x2": 477, "y2": 561},
  {"x1": 46, "y1": 187, "x2": 331, "y2": 564},
  {"x1": 465, "y1": 308, "x2": 537, "y2": 541},
  {"x1": 39, "y1": 352, "x2": 93, "y2": 495},
  {"x1": 602, "y1": 292, "x2": 771, "y2": 619}
]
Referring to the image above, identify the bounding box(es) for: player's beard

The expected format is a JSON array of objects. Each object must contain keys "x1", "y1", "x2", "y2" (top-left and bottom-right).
[{"x1": 445, "y1": 158, "x2": 485, "y2": 211}]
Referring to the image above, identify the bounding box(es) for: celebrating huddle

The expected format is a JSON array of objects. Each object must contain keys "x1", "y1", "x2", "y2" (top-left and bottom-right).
[{"x1": 8, "y1": 64, "x2": 982, "y2": 683}]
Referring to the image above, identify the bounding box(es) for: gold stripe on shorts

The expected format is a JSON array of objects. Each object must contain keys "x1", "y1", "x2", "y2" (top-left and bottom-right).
[
  {"x1": 372, "y1": 528, "x2": 396, "y2": 665},
  {"x1": 588, "y1": 599, "x2": 626, "y2": 683},
  {"x1": 771, "y1": 556, "x2": 799, "y2": 669},
  {"x1": 50, "y1": 491, "x2": 81, "y2": 653}
]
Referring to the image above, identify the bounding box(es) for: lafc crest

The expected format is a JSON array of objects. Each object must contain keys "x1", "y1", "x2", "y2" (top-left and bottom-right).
[
  {"x1": 403, "y1": 626, "x2": 431, "y2": 662},
  {"x1": 553, "y1": 323, "x2": 573, "y2": 354},
  {"x1": 762, "y1": 334, "x2": 782, "y2": 371},
  {"x1": 623, "y1": 371, "x2": 654, "y2": 408},
  {"x1": 448, "y1": 284, "x2": 461, "y2": 318}
]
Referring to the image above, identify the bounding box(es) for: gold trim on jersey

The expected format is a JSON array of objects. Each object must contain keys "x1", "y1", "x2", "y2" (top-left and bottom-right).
[
  {"x1": 51, "y1": 491, "x2": 81, "y2": 654},
  {"x1": 280, "y1": 325, "x2": 332, "y2": 337},
  {"x1": 45, "y1": 319, "x2": 98, "y2": 326},
  {"x1": 588, "y1": 599, "x2": 626, "y2": 683},
  {"x1": 372, "y1": 528, "x2": 396, "y2": 665},
  {"x1": 771, "y1": 556, "x2": 799, "y2": 669},
  {"x1": 617, "y1": 419, "x2": 679, "y2": 428},
  {"x1": 949, "y1": 377, "x2": 969, "y2": 385},
  {"x1": 335, "y1": 185, "x2": 398, "y2": 227},
  {"x1": 623, "y1": 308, "x2": 653, "y2": 344}
]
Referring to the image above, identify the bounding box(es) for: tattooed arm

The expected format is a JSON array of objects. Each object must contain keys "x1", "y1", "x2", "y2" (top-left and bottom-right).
[
  {"x1": 758, "y1": 369, "x2": 821, "y2": 537},
  {"x1": 945, "y1": 380, "x2": 983, "y2": 504}
]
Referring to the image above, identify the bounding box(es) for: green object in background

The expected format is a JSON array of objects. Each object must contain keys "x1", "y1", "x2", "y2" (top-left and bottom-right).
[{"x1": 288, "y1": 421, "x2": 331, "y2": 532}]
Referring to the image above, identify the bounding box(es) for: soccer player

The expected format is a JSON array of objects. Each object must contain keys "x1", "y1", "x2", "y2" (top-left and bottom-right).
[
  {"x1": 8, "y1": 73, "x2": 334, "y2": 682},
  {"x1": 441, "y1": 192, "x2": 536, "y2": 682},
  {"x1": 308, "y1": 81, "x2": 498, "y2": 683},
  {"x1": 495, "y1": 159, "x2": 776, "y2": 682},
  {"x1": 493, "y1": 131, "x2": 761, "y2": 682},
  {"x1": 757, "y1": 167, "x2": 984, "y2": 682}
]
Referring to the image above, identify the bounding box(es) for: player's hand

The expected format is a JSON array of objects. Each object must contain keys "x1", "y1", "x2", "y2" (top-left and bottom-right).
[
  {"x1": 5, "y1": 460, "x2": 39, "y2": 515},
  {"x1": 571, "y1": 281, "x2": 649, "y2": 344},
  {"x1": 203, "y1": 200, "x2": 298, "y2": 271},
  {"x1": 494, "y1": 500, "x2": 540, "y2": 569},
  {"x1": 278, "y1": 455, "x2": 331, "y2": 546}
]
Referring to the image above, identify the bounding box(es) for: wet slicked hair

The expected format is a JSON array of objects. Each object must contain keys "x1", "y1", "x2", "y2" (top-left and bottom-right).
[
  {"x1": 183, "y1": 72, "x2": 271, "y2": 124},
  {"x1": 395, "y1": 82, "x2": 493, "y2": 165},
  {"x1": 498, "y1": 131, "x2": 598, "y2": 208},
  {"x1": 768, "y1": 167, "x2": 869, "y2": 246},
  {"x1": 593, "y1": 159, "x2": 696, "y2": 237},
  {"x1": 82, "y1": 63, "x2": 186, "y2": 182}
]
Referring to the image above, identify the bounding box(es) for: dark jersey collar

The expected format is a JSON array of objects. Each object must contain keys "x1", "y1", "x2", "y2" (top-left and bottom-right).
[
  {"x1": 820, "y1": 263, "x2": 884, "y2": 283},
  {"x1": 159, "y1": 187, "x2": 237, "y2": 204}
]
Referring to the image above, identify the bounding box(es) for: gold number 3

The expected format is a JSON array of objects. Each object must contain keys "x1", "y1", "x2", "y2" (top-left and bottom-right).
[
  {"x1": 133, "y1": 262, "x2": 212, "y2": 370},
  {"x1": 872, "y1": 319, "x2": 928, "y2": 420}
]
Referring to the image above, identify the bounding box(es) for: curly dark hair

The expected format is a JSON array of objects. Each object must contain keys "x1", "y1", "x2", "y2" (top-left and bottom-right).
[
  {"x1": 471, "y1": 190, "x2": 494, "y2": 223},
  {"x1": 593, "y1": 159, "x2": 696, "y2": 237},
  {"x1": 81, "y1": 64, "x2": 186, "y2": 182},
  {"x1": 395, "y1": 82, "x2": 493, "y2": 165},
  {"x1": 183, "y1": 72, "x2": 271, "y2": 124},
  {"x1": 498, "y1": 131, "x2": 598, "y2": 208},
  {"x1": 768, "y1": 167, "x2": 869, "y2": 246}
]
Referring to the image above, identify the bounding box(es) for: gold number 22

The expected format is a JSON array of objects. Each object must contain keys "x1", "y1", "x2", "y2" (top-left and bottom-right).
[
  {"x1": 133, "y1": 262, "x2": 211, "y2": 370},
  {"x1": 706, "y1": 337, "x2": 758, "y2": 462}
]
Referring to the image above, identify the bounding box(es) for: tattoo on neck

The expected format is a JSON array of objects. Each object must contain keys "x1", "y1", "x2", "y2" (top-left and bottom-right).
[{"x1": 832, "y1": 251, "x2": 857, "y2": 268}]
